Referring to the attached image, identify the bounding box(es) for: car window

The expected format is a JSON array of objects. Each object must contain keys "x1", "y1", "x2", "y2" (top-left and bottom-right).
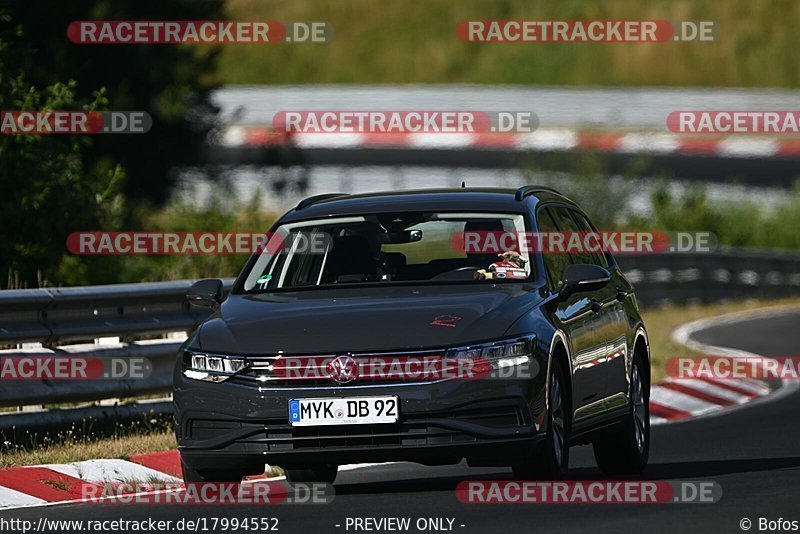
[
  {"x1": 536, "y1": 208, "x2": 570, "y2": 290},
  {"x1": 546, "y1": 206, "x2": 596, "y2": 266},
  {"x1": 382, "y1": 220, "x2": 467, "y2": 264},
  {"x1": 570, "y1": 211, "x2": 610, "y2": 268}
]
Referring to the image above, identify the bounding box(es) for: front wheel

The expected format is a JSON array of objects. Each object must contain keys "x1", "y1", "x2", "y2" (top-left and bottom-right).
[
  {"x1": 512, "y1": 358, "x2": 570, "y2": 479},
  {"x1": 592, "y1": 355, "x2": 649, "y2": 475}
]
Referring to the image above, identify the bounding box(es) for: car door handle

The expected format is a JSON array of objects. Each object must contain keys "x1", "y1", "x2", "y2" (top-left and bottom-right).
[{"x1": 590, "y1": 299, "x2": 603, "y2": 313}]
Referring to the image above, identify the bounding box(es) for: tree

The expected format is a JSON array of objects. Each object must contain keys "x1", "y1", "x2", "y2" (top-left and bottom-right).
[
  {"x1": 0, "y1": 2, "x2": 224, "y2": 287},
  {"x1": 4, "y1": 1, "x2": 224, "y2": 204},
  {"x1": 0, "y1": 14, "x2": 124, "y2": 287}
]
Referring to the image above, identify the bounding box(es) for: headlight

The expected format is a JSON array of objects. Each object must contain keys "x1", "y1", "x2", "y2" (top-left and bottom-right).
[
  {"x1": 184, "y1": 351, "x2": 247, "y2": 382},
  {"x1": 445, "y1": 336, "x2": 535, "y2": 377}
]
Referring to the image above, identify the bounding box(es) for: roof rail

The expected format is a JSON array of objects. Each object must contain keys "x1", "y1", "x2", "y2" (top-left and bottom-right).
[
  {"x1": 295, "y1": 193, "x2": 349, "y2": 210},
  {"x1": 514, "y1": 185, "x2": 563, "y2": 201}
]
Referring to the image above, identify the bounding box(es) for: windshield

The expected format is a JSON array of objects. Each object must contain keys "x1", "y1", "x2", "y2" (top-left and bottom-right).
[{"x1": 241, "y1": 212, "x2": 531, "y2": 292}]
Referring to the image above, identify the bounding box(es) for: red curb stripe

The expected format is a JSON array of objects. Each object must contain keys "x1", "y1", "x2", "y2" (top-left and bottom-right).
[
  {"x1": 361, "y1": 132, "x2": 412, "y2": 146},
  {"x1": 0, "y1": 467, "x2": 100, "y2": 501},
  {"x1": 660, "y1": 381, "x2": 736, "y2": 407},
  {"x1": 677, "y1": 139, "x2": 720, "y2": 153},
  {"x1": 649, "y1": 401, "x2": 691, "y2": 420},
  {"x1": 576, "y1": 132, "x2": 624, "y2": 151},
  {"x1": 227, "y1": 126, "x2": 799, "y2": 160},
  {"x1": 226, "y1": 126, "x2": 800, "y2": 160},
  {"x1": 472, "y1": 132, "x2": 519, "y2": 148},
  {"x1": 777, "y1": 140, "x2": 800, "y2": 156},
  {"x1": 244, "y1": 128, "x2": 285, "y2": 147},
  {"x1": 130, "y1": 450, "x2": 182, "y2": 479}
]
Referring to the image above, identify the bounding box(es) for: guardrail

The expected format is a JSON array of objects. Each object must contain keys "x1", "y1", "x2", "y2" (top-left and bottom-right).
[
  {"x1": 0, "y1": 278, "x2": 234, "y2": 436},
  {"x1": 205, "y1": 143, "x2": 800, "y2": 187},
  {"x1": 0, "y1": 279, "x2": 234, "y2": 346},
  {"x1": 617, "y1": 248, "x2": 800, "y2": 305},
  {"x1": 0, "y1": 342, "x2": 183, "y2": 407},
  {"x1": 1, "y1": 250, "x2": 800, "y2": 433}
]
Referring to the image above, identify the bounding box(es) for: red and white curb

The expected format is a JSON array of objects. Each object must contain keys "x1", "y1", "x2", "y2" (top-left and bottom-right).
[
  {"x1": 649, "y1": 376, "x2": 771, "y2": 424},
  {"x1": 0, "y1": 452, "x2": 180, "y2": 510},
  {"x1": 220, "y1": 125, "x2": 800, "y2": 159},
  {"x1": 0, "y1": 452, "x2": 381, "y2": 511},
  {"x1": 651, "y1": 305, "x2": 800, "y2": 424}
]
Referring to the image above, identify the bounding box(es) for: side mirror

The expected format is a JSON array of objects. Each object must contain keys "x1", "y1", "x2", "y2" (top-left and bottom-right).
[
  {"x1": 187, "y1": 279, "x2": 224, "y2": 309},
  {"x1": 560, "y1": 264, "x2": 611, "y2": 299}
]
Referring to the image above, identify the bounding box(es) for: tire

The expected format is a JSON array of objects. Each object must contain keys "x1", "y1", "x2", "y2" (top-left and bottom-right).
[
  {"x1": 513, "y1": 357, "x2": 570, "y2": 479},
  {"x1": 592, "y1": 354, "x2": 650, "y2": 475},
  {"x1": 285, "y1": 464, "x2": 338, "y2": 485},
  {"x1": 180, "y1": 459, "x2": 247, "y2": 483}
]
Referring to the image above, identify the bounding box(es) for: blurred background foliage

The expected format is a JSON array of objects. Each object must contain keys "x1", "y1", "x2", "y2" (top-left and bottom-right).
[
  {"x1": 222, "y1": 0, "x2": 800, "y2": 87},
  {"x1": 1, "y1": 0, "x2": 799, "y2": 288},
  {"x1": 0, "y1": 2, "x2": 225, "y2": 287}
]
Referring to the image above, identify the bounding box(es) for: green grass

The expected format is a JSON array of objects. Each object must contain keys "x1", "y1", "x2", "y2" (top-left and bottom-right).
[
  {"x1": 0, "y1": 430, "x2": 176, "y2": 470},
  {"x1": 626, "y1": 182, "x2": 800, "y2": 250},
  {"x1": 218, "y1": 0, "x2": 800, "y2": 87}
]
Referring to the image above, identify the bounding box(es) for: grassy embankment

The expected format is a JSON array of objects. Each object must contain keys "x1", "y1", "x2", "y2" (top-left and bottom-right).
[{"x1": 220, "y1": 0, "x2": 800, "y2": 87}]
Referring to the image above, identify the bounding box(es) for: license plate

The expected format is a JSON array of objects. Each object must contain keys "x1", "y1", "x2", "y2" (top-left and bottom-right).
[{"x1": 289, "y1": 396, "x2": 399, "y2": 427}]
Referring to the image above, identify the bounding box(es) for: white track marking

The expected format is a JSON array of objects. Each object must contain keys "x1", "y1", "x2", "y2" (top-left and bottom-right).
[
  {"x1": 0, "y1": 486, "x2": 47, "y2": 509},
  {"x1": 709, "y1": 377, "x2": 770, "y2": 396},
  {"x1": 669, "y1": 378, "x2": 751, "y2": 404},
  {"x1": 650, "y1": 385, "x2": 722, "y2": 415},
  {"x1": 407, "y1": 133, "x2": 475, "y2": 148},
  {"x1": 42, "y1": 459, "x2": 181, "y2": 484}
]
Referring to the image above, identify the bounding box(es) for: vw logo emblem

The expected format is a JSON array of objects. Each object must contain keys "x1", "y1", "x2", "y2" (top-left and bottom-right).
[{"x1": 327, "y1": 354, "x2": 358, "y2": 385}]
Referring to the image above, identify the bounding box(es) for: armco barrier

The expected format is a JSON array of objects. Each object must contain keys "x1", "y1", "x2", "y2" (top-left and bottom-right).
[
  {"x1": 617, "y1": 248, "x2": 800, "y2": 305},
  {"x1": 0, "y1": 400, "x2": 172, "y2": 440},
  {"x1": 205, "y1": 143, "x2": 800, "y2": 186},
  {"x1": 0, "y1": 279, "x2": 235, "y2": 345},
  {"x1": 0, "y1": 341, "x2": 182, "y2": 407}
]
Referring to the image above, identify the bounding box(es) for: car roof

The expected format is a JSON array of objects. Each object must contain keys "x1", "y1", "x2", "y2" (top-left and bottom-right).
[{"x1": 279, "y1": 186, "x2": 575, "y2": 222}]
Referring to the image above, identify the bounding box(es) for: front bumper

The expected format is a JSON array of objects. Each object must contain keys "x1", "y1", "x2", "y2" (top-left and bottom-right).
[{"x1": 174, "y1": 362, "x2": 547, "y2": 470}]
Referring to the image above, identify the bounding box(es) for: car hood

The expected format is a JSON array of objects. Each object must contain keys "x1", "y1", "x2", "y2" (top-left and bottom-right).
[{"x1": 197, "y1": 284, "x2": 543, "y2": 354}]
